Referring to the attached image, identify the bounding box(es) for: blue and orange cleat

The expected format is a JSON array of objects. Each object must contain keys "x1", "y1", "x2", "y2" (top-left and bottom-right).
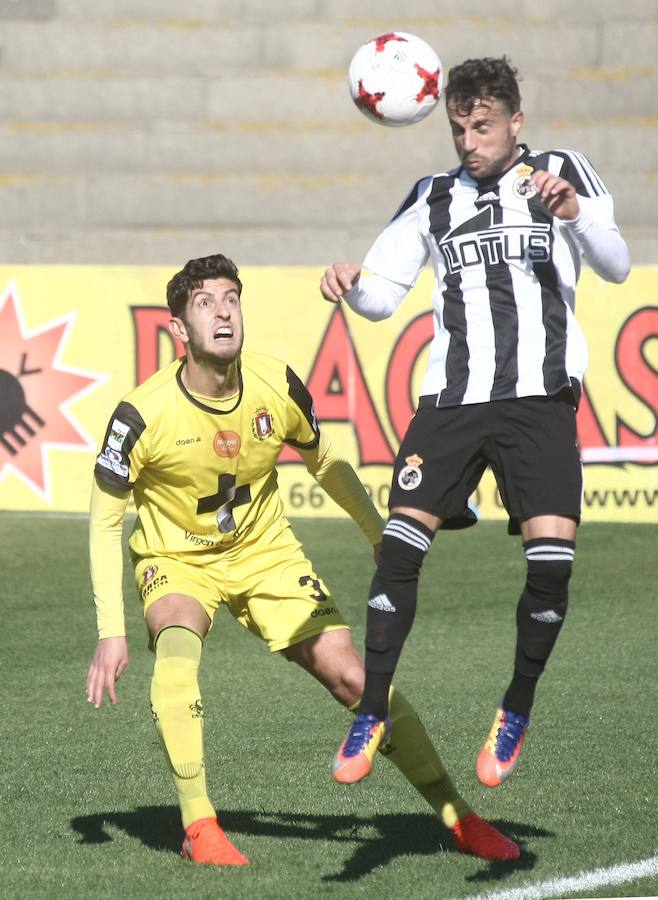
[
  {"x1": 332, "y1": 713, "x2": 392, "y2": 784},
  {"x1": 181, "y1": 816, "x2": 249, "y2": 866},
  {"x1": 451, "y1": 812, "x2": 520, "y2": 860},
  {"x1": 477, "y1": 706, "x2": 529, "y2": 787}
]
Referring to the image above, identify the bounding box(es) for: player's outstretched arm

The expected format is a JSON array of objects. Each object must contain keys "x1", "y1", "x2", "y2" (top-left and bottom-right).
[
  {"x1": 87, "y1": 636, "x2": 129, "y2": 709},
  {"x1": 320, "y1": 262, "x2": 361, "y2": 303},
  {"x1": 298, "y1": 432, "x2": 384, "y2": 547}
]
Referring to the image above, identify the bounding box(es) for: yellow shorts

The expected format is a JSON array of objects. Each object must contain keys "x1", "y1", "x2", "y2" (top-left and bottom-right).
[{"x1": 133, "y1": 518, "x2": 349, "y2": 652}]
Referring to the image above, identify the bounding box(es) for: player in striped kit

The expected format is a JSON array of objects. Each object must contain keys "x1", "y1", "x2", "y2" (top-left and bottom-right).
[{"x1": 321, "y1": 57, "x2": 630, "y2": 789}]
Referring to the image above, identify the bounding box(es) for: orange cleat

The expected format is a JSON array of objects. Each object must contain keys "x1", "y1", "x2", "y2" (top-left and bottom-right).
[
  {"x1": 477, "y1": 707, "x2": 529, "y2": 788},
  {"x1": 181, "y1": 816, "x2": 249, "y2": 866},
  {"x1": 332, "y1": 713, "x2": 392, "y2": 784},
  {"x1": 452, "y1": 812, "x2": 520, "y2": 860}
]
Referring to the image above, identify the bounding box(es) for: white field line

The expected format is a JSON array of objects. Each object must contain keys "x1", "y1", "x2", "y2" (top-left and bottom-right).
[
  {"x1": 581, "y1": 447, "x2": 658, "y2": 463},
  {"x1": 459, "y1": 853, "x2": 658, "y2": 900}
]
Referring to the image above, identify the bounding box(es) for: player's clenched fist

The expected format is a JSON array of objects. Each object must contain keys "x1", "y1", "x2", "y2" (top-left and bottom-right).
[
  {"x1": 531, "y1": 170, "x2": 580, "y2": 220},
  {"x1": 320, "y1": 262, "x2": 361, "y2": 303}
]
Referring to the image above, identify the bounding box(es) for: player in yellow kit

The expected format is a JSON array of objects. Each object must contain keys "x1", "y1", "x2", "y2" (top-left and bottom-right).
[{"x1": 86, "y1": 253, "x2": 519, "y2": 867}]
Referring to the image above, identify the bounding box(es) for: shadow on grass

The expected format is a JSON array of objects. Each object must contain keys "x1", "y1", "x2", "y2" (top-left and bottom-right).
[{"x1": 71, "y1": 806, "x2": 553, "y2": 883}]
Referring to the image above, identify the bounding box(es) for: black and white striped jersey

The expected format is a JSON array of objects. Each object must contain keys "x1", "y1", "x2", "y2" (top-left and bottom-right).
[{"x1": 358, "y1": 143, "x2": 626, "y2": 407}]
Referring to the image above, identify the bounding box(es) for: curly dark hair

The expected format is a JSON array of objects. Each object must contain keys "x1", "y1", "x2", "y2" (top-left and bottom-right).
[
  {"x1": 444, "y1": 56, "x2": 521, "y2": 115},
  {"x1": 166, "y1": 253, "x2": 242, "y2": 318}
]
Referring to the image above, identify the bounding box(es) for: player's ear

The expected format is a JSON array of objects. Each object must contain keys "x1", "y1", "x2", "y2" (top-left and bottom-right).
[
  {"x1": 169, "y1": 317, "x2": 188, "y2": 344},
  {"x1": 511, "y1": 109, "x2": 524, "y2": 136}
]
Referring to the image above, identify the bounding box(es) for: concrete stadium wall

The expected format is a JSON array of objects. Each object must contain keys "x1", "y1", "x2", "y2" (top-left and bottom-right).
[{"x1": 0, "y1": 0, "x2": 657, "y2": 265}]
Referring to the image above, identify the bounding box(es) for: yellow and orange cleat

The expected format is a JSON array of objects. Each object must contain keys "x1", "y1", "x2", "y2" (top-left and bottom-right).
[
  {"x1": 477, "y1": 707, "x2": 529, "y2": 788},
  {"x1": 332, "y1": 713, "x2": 392, "y2": 784},
  {"x1": 452, "y1": 812, "x2": 520, "y2": 860},
  {"x1": 181, "y1": 816, "x2": 249, "y2": 866}
]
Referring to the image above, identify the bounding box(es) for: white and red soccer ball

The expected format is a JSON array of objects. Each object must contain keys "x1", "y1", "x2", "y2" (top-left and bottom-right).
[{"x1": 348, "y1": 32, "x2": 443, "y2": 127}]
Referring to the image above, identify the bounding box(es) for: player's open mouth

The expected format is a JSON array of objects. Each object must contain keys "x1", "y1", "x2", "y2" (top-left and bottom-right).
[{"x1": 213, "y1": 327, "x2": 233, "y2": 339}]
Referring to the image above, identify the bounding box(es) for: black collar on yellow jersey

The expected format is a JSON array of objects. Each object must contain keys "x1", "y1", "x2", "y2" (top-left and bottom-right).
[{"x1": 175, "y1": 359, "x2": 244, "y2": 415}]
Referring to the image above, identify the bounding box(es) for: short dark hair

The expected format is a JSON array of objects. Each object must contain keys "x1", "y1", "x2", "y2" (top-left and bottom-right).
[
  {"x1": 166, "y1": 253, "x2": 242, "y2": 318},
  {"x1": 444, "y1": 56, "x2": 521, "y2": 115}
]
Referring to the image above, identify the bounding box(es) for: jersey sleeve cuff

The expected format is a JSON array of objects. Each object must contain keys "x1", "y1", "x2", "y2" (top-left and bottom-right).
[
  {"x1": 562, "y1": 207, "x2": 594, "y2": 234},
  {"x1": 97, "y1": 626, "x2": 127, "y2": 640}
]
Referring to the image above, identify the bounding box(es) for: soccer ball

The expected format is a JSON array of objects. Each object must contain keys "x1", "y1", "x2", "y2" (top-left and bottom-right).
[{"x1": 348, "y1": 32, "x2": 443, "y2": 127}]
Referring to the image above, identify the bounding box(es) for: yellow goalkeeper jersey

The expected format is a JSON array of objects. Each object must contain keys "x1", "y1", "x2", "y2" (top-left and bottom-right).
[{"x1": 94, "y1": 351, "x2": 322, "y2": 559}]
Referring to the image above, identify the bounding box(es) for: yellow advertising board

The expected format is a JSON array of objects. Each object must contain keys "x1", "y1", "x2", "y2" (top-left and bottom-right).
[{"x1": 0, "y1": 265, "x2": 656, "y2": 522}]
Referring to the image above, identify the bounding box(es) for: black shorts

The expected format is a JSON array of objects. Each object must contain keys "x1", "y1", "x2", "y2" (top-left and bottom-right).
[{"x1": 389, "y1": 392, "x2": 583, "y2": 534}]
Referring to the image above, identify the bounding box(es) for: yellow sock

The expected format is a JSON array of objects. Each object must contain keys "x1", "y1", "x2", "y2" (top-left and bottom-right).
[
  {"x1": 150, "y1": 626, "x2": 215, "y2": 829},
  {"x1": 350, "y1": 687, "x2": 471, "y2": 828}
]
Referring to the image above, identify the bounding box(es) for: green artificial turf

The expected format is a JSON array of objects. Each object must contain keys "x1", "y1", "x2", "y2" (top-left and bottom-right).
[{"x1": 0, "y1": 514, "x2": 655, "y2": 899}]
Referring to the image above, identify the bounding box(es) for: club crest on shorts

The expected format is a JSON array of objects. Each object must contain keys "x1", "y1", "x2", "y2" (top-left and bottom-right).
[
  {"x1": 513, "y1": 163, "x2": 537, "y2": 199},
  {"x1": 142, "y1": 564, "x2": 158, "y2": 584},
  {"x1": 398, "y1": 453, "x2": 423, "y2": 491},
  {"x1": 252, "y1": 408, "x2": 274, "y2": 440}
]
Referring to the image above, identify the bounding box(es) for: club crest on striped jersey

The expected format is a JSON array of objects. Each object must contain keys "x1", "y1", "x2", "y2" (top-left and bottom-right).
[
  {"x1": 398, "y1": 453, "x2": 423, "y2": 490},
  {"x1": 513, "y1": 163, "x2": 538, "y2": 199},
  {"x1": 252, "y1": 408, "x2": 274, "y2": 440}
]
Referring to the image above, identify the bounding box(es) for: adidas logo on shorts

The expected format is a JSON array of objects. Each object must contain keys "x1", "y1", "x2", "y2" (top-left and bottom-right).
[{"x1": 368, "y1": 593, "x2": 397, "y2": 613}]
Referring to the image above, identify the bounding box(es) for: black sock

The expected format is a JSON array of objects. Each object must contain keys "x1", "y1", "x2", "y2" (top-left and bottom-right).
[
  {"x1": 358, "y1": 671, "x2": 394, "y2": 721},
  {"x1": 358, "y1": 514, "x2": 434, "y2": 721},
  {"x1": 503, "y1": 670, "x2": 537, "y2": 719}
]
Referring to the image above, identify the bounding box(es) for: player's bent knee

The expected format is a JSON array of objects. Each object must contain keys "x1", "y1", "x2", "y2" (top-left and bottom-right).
[
  {"x1": 363, "y1": 515, "x2": 434, "y2": 675},
  {"x1": 145, "y1": 593, "x2": 211, "y2": 643},
  {"x1": 282, "y1": 626, "x2": 356, "y2": 666},
  {"x1": 526, "y1": 559, "x2": 573, "y2": 600},
  {"x1": 525, "y1": 537, "x2": 574, "y2": 574},
  {"x1": 516, "y1": 539, "x2": 575, "y2": 676},
  {"x1": 284, "y1": 628, "x2": 364, "y2": 704},
  {"x1": 524, "y1": 538, "x2": 575, "y2": 604},
  {"x1": 376, "y1": 514, "x2": 433, "y2": 585}
]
